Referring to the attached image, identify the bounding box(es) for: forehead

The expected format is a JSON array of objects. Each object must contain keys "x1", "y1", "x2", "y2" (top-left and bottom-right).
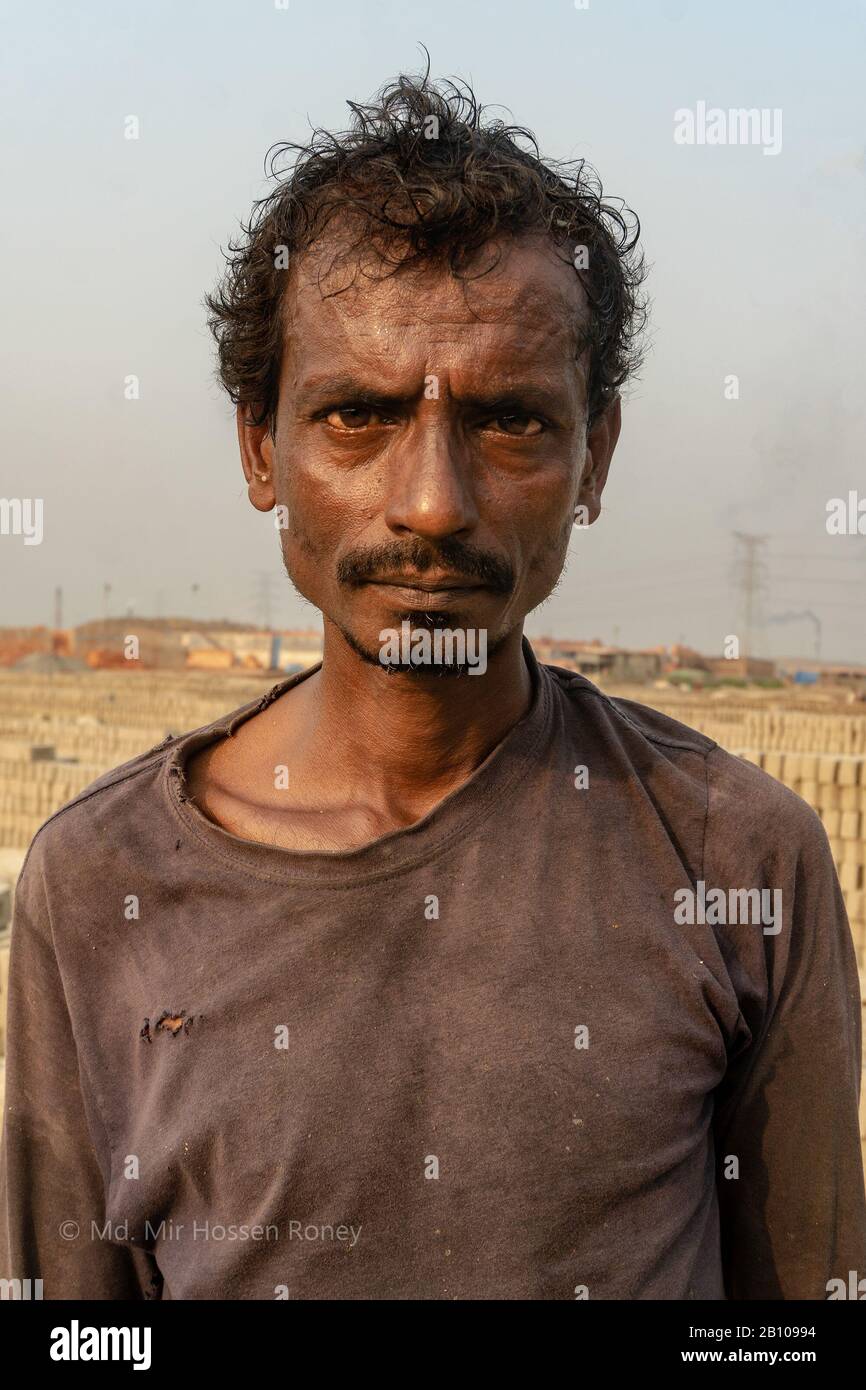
[{"x1": 281, "y1": 236, "x2": 589, "y2": 375}]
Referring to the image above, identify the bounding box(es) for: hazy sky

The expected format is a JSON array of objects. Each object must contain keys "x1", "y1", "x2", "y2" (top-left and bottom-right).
[{"x1": 2, "y1": 0, "x2": 865, "y2": 660}]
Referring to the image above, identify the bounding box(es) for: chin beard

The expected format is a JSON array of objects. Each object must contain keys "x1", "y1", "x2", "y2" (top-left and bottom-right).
[{"x1": 337, "y1": 611, "x2": 505, "y2": 678}]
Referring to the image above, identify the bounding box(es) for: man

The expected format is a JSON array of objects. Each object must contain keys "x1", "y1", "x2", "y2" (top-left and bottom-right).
[{"x1": 1, "y1": 71, "x2": 864, "y2": 1301}]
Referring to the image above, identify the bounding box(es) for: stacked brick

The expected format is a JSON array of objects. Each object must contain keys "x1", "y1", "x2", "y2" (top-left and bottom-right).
[
  {"x1": 0, "y1": 759, "x2": 106, "y2": 848},
  {"x1": 642, "y1": 702, "x2": 866, "y2": 756},
  {"x1": 0, "y1": 671, "x2": 275, "y2": 847},
  {"x1": 0, "y1": 670, "x2": 271, "y2": 730}
]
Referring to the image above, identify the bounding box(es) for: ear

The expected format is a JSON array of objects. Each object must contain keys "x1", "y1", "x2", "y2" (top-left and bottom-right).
[
  {"x1": 576, "y1": 394, "x2": 621, "y2": 525},
  {"x1": 237, "y1": 405, "x2": 276, "y2": 513}
]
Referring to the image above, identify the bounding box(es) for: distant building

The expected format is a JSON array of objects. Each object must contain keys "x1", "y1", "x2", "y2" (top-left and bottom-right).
[
  {"x1": 776, "y1": 659, "x2": 866, "y2": 697},
  {"x1": 184, "y1": 628, "x2": 322, "y2": 672},
  {"x1": 530, "y1": 637, "x2": 663, "y2": 683},
  {"x1": 703, "y1": 656, "x2": 777, "y2": 681},
  {"x1": 0, "y1": 626, "x2": 56, "y2": 667},
  {"x1": 818, "y1": 665, "x2": 866, "y2": 694},
  {"x1": 12, "y1": 650, "x2": 87, "y2": 674},
  {"x1": 66, "y1": 619, "x2": 324, "y2": 672},
  {"x1": 667, "y1": 644, "x2": 710, "y2": 673}
]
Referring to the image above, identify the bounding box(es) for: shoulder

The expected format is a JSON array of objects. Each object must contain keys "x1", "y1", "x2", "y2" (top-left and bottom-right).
[
  {"x1": 704, "y1": 740, "x2": 830, "y2": 868},
  {"x1": 542, "y1": 663, "x2": 826, "y2": 853},
  {"x1": 16, "y1": 682, "x2": 284, "y2": 891},
  {"x1": 17, "y1": 739, "x2": 177, "y2": 888},
  {"x1": 541, "y1": 663, "x2": 714, "y2": 828},
  {"x1": 542, "y1": 663, "x2": 715, "y2": 755}
]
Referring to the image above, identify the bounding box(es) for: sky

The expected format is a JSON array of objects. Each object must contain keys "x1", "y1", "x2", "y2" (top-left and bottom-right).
[{"x1": 1, "y1": 0, "x2": 865, "y2": 661}]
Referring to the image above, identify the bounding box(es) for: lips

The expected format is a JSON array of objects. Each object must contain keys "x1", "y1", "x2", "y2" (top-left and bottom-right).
[
  {"x1": 364, "y1": 578, "x2": 487, "y2": 609},
  {"x1": 366, "y1": 576, "x2": 484, "y2": 593}
]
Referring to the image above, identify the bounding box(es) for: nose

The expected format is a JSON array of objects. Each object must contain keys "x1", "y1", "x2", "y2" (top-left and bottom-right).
[{"x1": 383, "y1": 417, "x2": 479, "y2": 542}]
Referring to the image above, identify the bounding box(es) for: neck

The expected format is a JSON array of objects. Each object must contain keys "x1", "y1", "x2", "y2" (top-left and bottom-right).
[{"x1": 297, "y1": 620, "x2": 533, "y2": 813}]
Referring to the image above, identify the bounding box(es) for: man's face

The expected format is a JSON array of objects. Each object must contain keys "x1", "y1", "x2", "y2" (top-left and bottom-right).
[{"x1": 243, "y1": 235, "x2": 620, "y2": 666}]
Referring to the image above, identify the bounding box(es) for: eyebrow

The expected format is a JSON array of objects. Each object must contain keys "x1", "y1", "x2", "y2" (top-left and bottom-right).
[
  {"x1": 298, "y1": 375, "x2": 418, "y2": 409},
  {"x1": 453, "y1": 388, "x2": 566, "y2": 414},
  {"x1": 298, "y1": 375, "x2": 573, "y2": 413}
]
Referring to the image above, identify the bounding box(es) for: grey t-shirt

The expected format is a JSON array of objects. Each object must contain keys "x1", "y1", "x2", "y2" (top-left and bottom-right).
[{"x1": 1, "y1": 645, "x2": 864, "y2": 1299}]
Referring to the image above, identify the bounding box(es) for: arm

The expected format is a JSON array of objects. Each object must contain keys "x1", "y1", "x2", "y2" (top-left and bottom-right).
[
  {"x1": 713, "y1": 804, "x2": 866, "y2": 1299},
  {"x1": 0, "y1": 842, "x2": 155, "y2": 1299}
]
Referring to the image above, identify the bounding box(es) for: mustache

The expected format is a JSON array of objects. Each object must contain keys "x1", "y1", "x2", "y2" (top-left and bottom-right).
[{"x1": 336, "y1": 538, "x2": 515, "y2": 594}]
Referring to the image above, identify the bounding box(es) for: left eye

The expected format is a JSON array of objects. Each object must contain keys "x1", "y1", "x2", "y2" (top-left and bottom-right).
[
  {"x1": 489, "y1": 415, "x2": 544, "y2": 437},
  {"x1": 325, "y1": 407, "x2": 377, "y2": 429}
]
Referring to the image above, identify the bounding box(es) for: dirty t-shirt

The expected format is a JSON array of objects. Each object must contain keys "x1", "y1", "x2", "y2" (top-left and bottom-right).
[{"x1": 1, "y1": 643, "x2": 864, "y2": 1301}]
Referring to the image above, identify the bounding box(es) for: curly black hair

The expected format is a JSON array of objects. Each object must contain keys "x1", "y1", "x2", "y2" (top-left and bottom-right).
[{"x1": 205, "y1": 65, "x2": 648, "y2": 431}]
